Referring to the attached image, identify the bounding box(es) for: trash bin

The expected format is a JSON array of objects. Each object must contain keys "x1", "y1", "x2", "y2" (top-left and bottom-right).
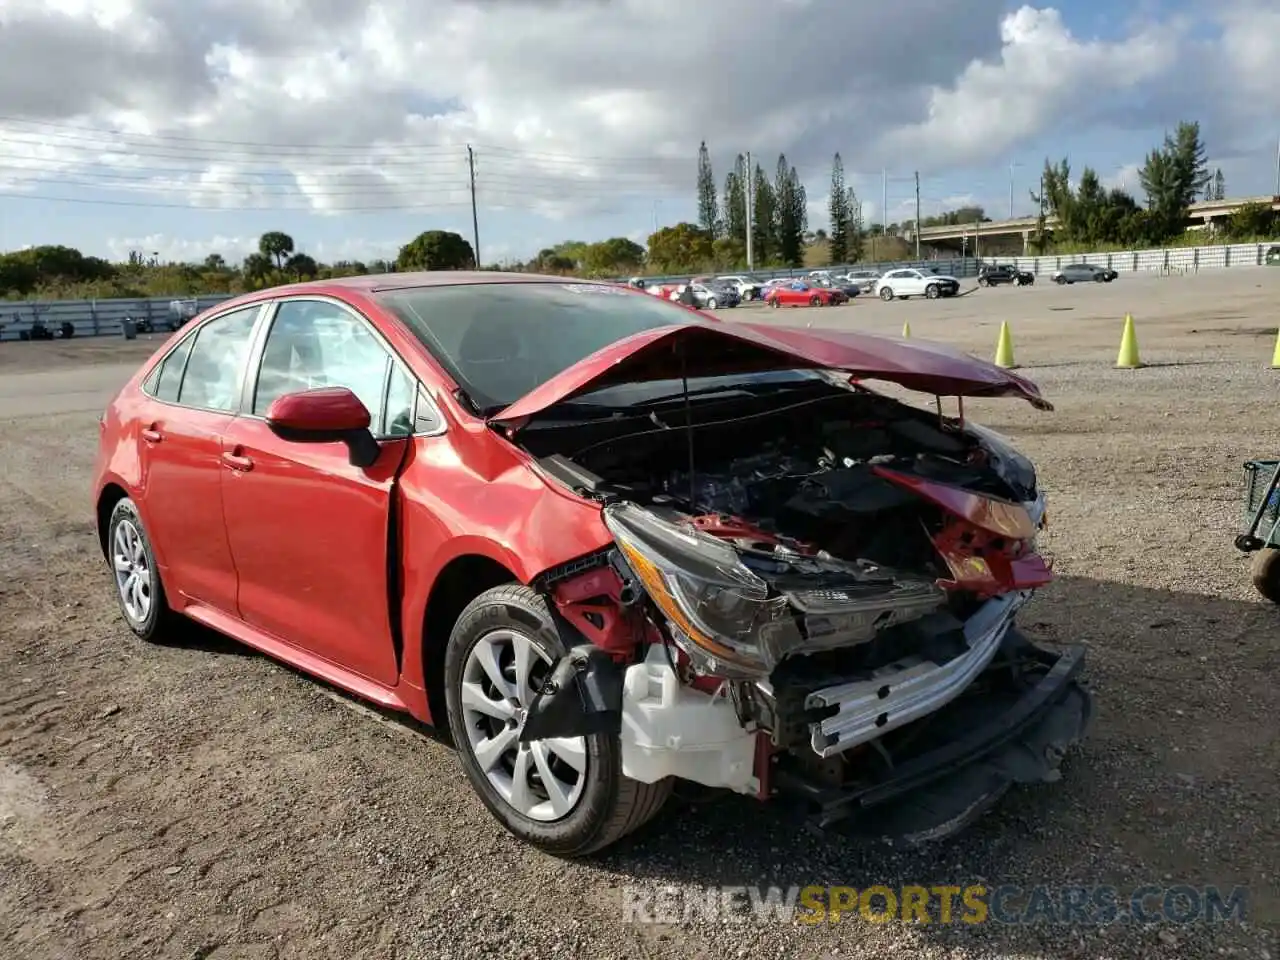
[{"x1": 122, "y1": 318, "x2": 137, "y2": 340}]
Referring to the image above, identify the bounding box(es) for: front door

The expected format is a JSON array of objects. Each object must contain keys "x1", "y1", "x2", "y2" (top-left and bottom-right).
[
  {"x1": 134, "y1": 304, "x2": 264, "y2": 612},
  {"x1": 219, "y1": 297, "x2": 419, "y2": 687}
]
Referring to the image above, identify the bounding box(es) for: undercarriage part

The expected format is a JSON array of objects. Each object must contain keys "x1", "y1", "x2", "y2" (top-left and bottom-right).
[
  {"x1": 770, "y1": 628, "x2": 1092, "y2": 841},
  {"x1": 519, "y1": 643, "x2": 626, "y2": 742}
]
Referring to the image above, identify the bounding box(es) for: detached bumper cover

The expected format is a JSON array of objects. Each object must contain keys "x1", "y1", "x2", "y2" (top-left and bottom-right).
[{"x1": 773, "y1": 631, "x2": 1092, "y2": 838}]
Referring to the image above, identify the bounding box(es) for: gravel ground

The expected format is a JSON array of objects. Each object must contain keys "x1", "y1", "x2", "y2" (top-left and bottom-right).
[{"x1": 1, "y1": 269, "x2": 1278, "y2": 959}]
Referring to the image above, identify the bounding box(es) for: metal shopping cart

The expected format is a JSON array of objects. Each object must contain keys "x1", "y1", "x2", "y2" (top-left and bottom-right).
[{"x1": 1234, "y1": 460, "x2": 1280, "y2": 603}]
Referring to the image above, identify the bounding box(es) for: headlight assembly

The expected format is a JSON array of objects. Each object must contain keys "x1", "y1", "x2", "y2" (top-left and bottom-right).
[{"x1": 602, "y1": 502, "x2": 791, "y2": 679}]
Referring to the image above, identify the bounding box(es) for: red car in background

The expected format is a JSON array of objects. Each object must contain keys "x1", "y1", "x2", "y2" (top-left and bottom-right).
[
  {"x1": 765, "y1": 279, "x2": 848, "y2": 308},
  {"x1": 92, "y1": 272, "x2": 1089, "y2": 858}
]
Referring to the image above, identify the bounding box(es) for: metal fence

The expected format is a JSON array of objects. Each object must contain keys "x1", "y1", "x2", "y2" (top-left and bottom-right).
[
  {"x1": 629, "y1": 241, "x2": 1280, "y2": 285},
  {"x1": 0, "y1": 295, "x2": 233, "y2": 341},
  {"x1": 2, "y1": 240, "x2": 1275, "y2": 341}
]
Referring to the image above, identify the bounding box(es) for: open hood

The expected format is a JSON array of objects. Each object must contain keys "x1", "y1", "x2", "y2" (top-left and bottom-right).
[{"x1": 489, "y1": 321, "x2": 1052, "y2": 429}]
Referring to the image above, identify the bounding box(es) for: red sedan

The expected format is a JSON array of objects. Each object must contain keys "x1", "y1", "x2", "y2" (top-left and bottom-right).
[
  {"x1": 764, "y1": 279, "x2": 847, "y2": 308},
  {"x1": 93, "y1": 272, "x2": 1090, "y2": 856}
]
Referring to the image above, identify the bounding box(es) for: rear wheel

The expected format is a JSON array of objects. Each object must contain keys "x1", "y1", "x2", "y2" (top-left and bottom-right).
[
  {"x1": 107, "y1": 498, "x2": 182, "y2": 643},
  {"x1": 1252, "y1": 549, "x2": 1280, "y2": 604},
  {"x1": 706, "y1": 297, "x2": 718, "y2": 309},
  {"x1": 879, "y1": 287, "x2": 894, "y2": 301},
  {"x1": 809, "y1": 295, "x2": 822, "y2": 306},
  {"x1": 1055, "y1": 275, "x2": 1067, "y2": 285},
  {"x1": 444, "y1": 584, "x2": 671, "y2": 856}
]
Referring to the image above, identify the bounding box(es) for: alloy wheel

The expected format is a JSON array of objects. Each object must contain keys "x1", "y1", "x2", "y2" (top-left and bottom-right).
[
  {"x1": 112, "y1": 518, "x2": 152, "y2": 623},
  {"x1": 460, "y1": 628, "x2": 588, "y2": 822}
]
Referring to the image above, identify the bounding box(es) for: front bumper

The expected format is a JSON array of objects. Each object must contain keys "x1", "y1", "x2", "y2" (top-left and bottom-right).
[{"x1": 771, "y1": 628, "x2": 1091, "y2": 839}]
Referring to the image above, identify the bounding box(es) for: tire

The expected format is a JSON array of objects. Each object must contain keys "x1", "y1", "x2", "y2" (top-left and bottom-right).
[
  {"x1": 1252, "y1": 549, "x2": 1280, "y2": 604},
  {"x1": 1055, "y1": 276, "x2": 1066, "y2": 285},
  {"x1": 978, "y1": 276, "x2": 988, "y2": 287},
  {"x1": 769, "y1": 296, "x2": 780, "y2": 308},
  {"x1": 879, "y1": 287, "x2": 894, "y2": 301},
  {"x1": 444, "y1": 584, "x2": 672, "y2": 857},
  {"x1": 1095, "y1": 274, "x2": 1105, "y2": 283},
  {"x1": 106, "y1": 497, "x2": 182, "y2": 643},
  {"x1": 809, "y1": 295, "x2": 822, "y2": 306},
  {"x1": 706, "y1": 298, "x2": 717, "y2": 310},
  {"x1": 925, "y1": 284, "x2": 939, "y2": 299}
]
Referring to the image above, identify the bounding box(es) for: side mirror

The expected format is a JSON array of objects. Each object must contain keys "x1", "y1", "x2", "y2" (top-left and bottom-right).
[{"x1": 265, "y1": 387, "x2": 380, "y2": 468}]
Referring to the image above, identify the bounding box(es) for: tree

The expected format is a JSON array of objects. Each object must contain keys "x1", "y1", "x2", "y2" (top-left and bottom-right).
[
  {"x1": 646, "y1": 223, "x2": 713, "y2": 273},
  {"x1": 258, "y1": 231, "x2": 295, "y2": 269},
  {"x1": 1205, "y1": 168, "x2": 1226, "y2": 202},
  {"x1": 827, "y1": 154, "x2": 850, "y2": 265},
  {"x1": 774, "y1": 154, "x2": 806, "y2": 268},
  {"x1": 397, "y1": 230, "x2": 475, "y2": 270},
  {"x1": 581, "y1": 237, "x2": 646, "y2": 276},
  {"x1": 846, "y1": 187, "x2": 864, "y2": 261},
  {"x1": 722, "y1": 154, "x2": 747, "y2": 245},
  {"x1": 285, "y1": 252, "x2": 319, "y2": 279},
  {"x1": 203, "y1": 253, "x2": 227, "y2": 271},
  {"x1": 1139, "y1": 120, "x2": 1211, "y2": 241},
  {"x1": 751, "y1": 163, "x2": 776, "y2": 264},
  {"x1": 696, "y1": 142, "x2": 719, "y2": 238},
  {"x1": 1225, "y1": 201, "x2": 1276, "y2": 240}
]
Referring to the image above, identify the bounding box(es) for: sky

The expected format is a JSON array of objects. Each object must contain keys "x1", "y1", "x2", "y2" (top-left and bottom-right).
[{"x1": 0, "y1": 0, "x2": 1277, "y2": 267}]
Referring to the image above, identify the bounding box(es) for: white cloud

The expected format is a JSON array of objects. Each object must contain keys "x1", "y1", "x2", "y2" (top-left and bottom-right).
[
  {"x1": 880, "y1": 6, "x2": 1183, "y2": 169},
  {"x1": 103, "y1": 233, "x2": 406, "y2": 265}
]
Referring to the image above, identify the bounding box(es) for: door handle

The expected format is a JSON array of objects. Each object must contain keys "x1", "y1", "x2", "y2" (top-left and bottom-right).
[
  {"x1": 141, "y1": 426, "x2": 163, "y2": 443},
  {"x1": 221, "y1": 451, "x2": 254, "y2": 472}
]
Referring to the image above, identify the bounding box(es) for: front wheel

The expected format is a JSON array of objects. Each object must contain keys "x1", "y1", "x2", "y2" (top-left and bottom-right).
[
  {"x1": 809, "y1": 295, "x2": 822, "y2": 306},
  {"x1": 978, "y1": 276, "x2": 988, "y2": 287},
  {"x1": 1095, "y1": 274, "x2": 1106, "y2": 283},
  {"x1": 1252, "y1": 549, "x2": 1280, "y2": 604},
  {"x1": 769, "y1": 296, "x2": 780, "y2": 308},
  {"x1": 444, "y1": 584, "x2": 671, "y2": 857},
  {"x1": 925, "y1": 284, "x2": 940, "y2": 299},
  {"x1": 879, "y1": 287, "x2": 894, "y2": 301}
]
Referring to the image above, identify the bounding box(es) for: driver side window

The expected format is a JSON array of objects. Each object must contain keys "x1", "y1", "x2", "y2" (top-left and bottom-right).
[{"x1": 252, "y1": 299, "x2": 410, "y2": 437}]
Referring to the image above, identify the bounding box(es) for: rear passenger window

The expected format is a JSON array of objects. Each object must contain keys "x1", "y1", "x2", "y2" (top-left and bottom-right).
[
  {"x1": 154, "y1": 335, "x2": 195, "y2": 403},
  {"x1": 176, "y1": 306, "x2": 262, "y2": 412}
]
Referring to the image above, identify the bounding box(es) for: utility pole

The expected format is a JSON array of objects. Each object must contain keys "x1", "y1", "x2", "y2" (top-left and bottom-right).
[
  {"x1": 881, "y1": 169, "x2": 887, "y2": 237},
  {"x1": 913, "y1": 171, "x2": 921, "y2": 259},
  {"x1": 745, "y1": 150, "x2": 754, "y2": 271},
  {"x1": 1008, "y1": 162, "x2": 1019, "y2": 219},
  {"x1": 1274, "y1": 136, "x2": 1279, "y2": 197},
  {"x1": 467, "y1": 145, "x2": 480, "y2": 268}
]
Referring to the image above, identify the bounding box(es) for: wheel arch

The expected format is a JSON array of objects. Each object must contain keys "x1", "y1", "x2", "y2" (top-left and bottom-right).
[
  {"x1": 421, "y1": 553, "x2": 521, "y2": 733},
  {"x1": 95, "y1": 481, "x2": 132, "y2": 558}
]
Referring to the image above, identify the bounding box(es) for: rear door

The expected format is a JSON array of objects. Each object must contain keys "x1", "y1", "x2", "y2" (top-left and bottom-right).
[
  {"x1": 218, "y1": 296, "x2": 424, "y2": 686},
  {"x1": 134, "y1": 304, "x2": 266, "y2": 612}
]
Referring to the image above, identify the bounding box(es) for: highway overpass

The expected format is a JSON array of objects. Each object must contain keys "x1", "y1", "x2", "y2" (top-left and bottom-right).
[{"x1": 910, "y1": 195, "x2": 1280, "y2": 254}]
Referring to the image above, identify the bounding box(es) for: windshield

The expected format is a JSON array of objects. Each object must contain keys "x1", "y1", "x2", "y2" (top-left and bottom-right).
[{"x1": 376, "y1": 281, "x2": 701, "y2": 411}]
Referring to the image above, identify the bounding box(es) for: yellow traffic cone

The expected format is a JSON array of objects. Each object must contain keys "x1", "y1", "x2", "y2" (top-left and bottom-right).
[
  {"x1": 1116, "y1": 314, "x2": 1142, "y2": 368},
  {"x1": 1271, "y1": 326, "x2": 1280, "y2": 368},
  {"x1": 902, "y1": 321, "x2": 911, "y2": 338},
  {"x1": 994, "y1": 321, "x2": 1016, "y2": 368}
]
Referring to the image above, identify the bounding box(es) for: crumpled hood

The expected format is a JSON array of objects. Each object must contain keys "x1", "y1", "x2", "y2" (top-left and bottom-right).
[{"x1": 489, "y1": 320, "x2": 1052, "y2": 429}]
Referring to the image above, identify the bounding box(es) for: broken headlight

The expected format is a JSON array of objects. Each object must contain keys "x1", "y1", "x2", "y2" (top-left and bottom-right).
[
  {"x1": 602, "y1": 502, "x2": 789, "y2": 679},
  {"x1": 966, "y1": 422, "x2": 1037, "y2": 499}
]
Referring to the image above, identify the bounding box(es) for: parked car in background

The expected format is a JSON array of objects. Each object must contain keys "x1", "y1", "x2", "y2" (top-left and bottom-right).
[
  {"x1": 689, "y1": 281, "x2": 740, "y2": 309},
  {"x1": 717, "y1": 275, "x2": 764, "y2": 301},
  {"x1": 93, "y1": 271, "x2": 1084, "y2": 856},
  {"x1": 810, "y1": 275, "x2": 861, "y2": 299},
  {"x1": 765, "y1": 279, "x2": 848, "y2": 308},
  {"x1": 874, "y1": 268, "x2": 961, "y2": 301},
  {"x1": 978, "y1": 264, "x2": 1035, "y2": 287},
  {"x1": 841, "y1": 269, "x2": 881, "y2": 293},
  {"x1": 1051, "y1": 263, "x2": 1117, "y2": 284}
]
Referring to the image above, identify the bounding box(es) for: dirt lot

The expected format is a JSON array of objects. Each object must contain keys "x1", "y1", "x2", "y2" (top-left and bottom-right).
[{"x1": 2, "y1": 270, "x2": 1278, "y2": 959}]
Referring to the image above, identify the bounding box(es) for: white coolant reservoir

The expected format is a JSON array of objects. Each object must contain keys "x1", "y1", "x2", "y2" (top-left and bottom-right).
[{"x1": 618, "y1": 645, "x2": 758, "y2": 794}]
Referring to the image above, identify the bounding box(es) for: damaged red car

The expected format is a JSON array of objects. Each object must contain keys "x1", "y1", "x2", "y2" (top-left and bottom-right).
[{"x1": 92, "y1": 273, "x2": 1092, "y2": 856}]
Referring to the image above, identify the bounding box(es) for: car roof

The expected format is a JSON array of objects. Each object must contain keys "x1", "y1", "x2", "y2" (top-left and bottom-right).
[{"x1": 203, "y1": 271, "x2": 612, "y2": 314}]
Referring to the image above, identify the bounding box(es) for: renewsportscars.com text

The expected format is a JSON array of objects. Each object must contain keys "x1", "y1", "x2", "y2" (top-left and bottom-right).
[{"x1": 620, "y1": 883, "x2": 1248, "y2": 926}]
